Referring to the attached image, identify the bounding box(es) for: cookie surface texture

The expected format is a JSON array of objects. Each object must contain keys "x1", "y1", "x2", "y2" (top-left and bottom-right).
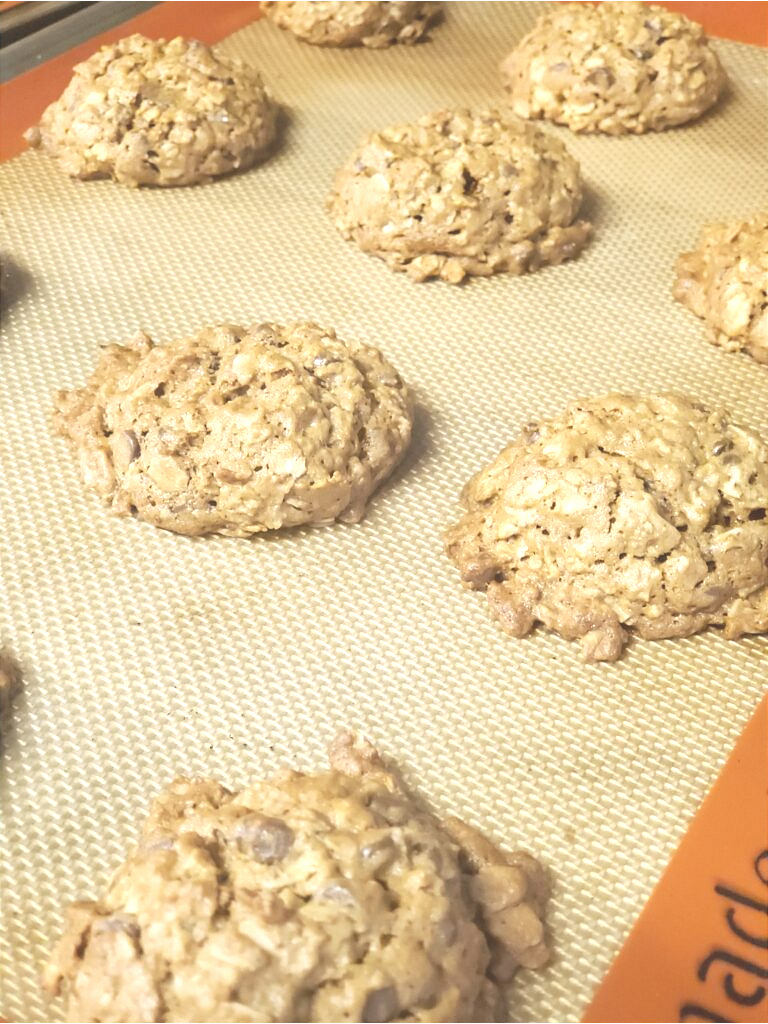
[
  {"x1": 44, "y1": 734, "x2": 550, "y2": 1023},
  {"x1": 328, "y1": 108, "x2": 591, "y2": 284},
  {"x1": 500, "y1": 1, "x2": 725, "y2": 135},
  {"x1": 674, "y1": 213, "x2": 768, "y2": 365},
  {"x1": 262, "y1": 1, "x2": 441, "y2": 47},
  {"x1": 24, "y1": 34, "x2": 277, "y2": 187},
  {"x1": 445, "y1": 393, "x2": 768, "y2": 662},
  {"x1": 53, "y1": 322, "x2": 413, "y2": 536}
]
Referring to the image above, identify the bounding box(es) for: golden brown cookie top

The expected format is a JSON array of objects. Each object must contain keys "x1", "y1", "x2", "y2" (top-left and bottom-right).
[
  {"x1": 45, "y1": 736, "x2": 550, "y2": 1022},
  {"x1": 445, "y1": 393, "x2": 768, "y2": 661},
  {"x1": 262, "y1": 1, "x2": 441, "y2": 48},
  {"x1": 328, "y1": 108, "x2": 591, "y2": 283},
  {"x1": 53, "y1": 321, "x2": 413, "y2": 537},
  {"x1": 25, "y1": 34, "x2": 278, "y2": 186},
  {"x1": 501, "y1": 1, "x2": 725, "y2": 134}
]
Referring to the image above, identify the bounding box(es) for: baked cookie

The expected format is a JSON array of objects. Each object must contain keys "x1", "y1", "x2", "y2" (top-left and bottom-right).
[
  {"x1": 44, "y1": 734, "x2": 550, "y2": 1023},
  {"x1": 445, "y1": 394, "x2": 768, "y2": 662},
  {"x1": 24, "y1": 34, "x2": 277, "y2": 187},
  {"x1": 328, "y1": 108, "x2": 591, "y2": 284},
  {"x1": 0, "y1": 650, "x2": 20, "y2": 712},
  {"x1": 53, "y1": 321, "x2": 413, "y2": 537},
  {"x1": 674, "y1": 213, "x2": 768, "y2": 365},
  {"x1": 262, "y1": 1, "x2": 441, "y2": 48},
  {"x1": 500, "y1": 1, "x2": 725, "y2": 135}
]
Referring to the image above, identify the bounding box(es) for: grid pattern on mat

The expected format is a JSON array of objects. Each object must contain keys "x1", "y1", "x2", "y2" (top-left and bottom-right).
[{"x1": 1, "y1": 4, "x2": 767, "y2": 1022}]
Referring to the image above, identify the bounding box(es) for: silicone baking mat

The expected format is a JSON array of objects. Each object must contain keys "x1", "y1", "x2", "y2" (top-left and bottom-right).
[{"x1": 1, "y1": 4, "x2": 766, "y2": 1021}]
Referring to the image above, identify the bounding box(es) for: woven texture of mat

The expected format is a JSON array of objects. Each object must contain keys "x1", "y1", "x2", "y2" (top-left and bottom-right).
[{"x1": 1, "y1": 4, "x2": 766, "y2": 1021}]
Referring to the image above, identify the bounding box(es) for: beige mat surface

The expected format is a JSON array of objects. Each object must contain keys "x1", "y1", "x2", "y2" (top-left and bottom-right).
[{"x1": 1, "y1": 4, "x2": 766, "y2": 1021}]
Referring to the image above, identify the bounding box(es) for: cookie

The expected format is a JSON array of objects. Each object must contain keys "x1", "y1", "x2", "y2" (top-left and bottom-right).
[
  {"x1": 24, "y1": 34, "x2": 278, "y2": 187},
  {"x1": 262, "y1": 1, "x2": 441, "y2": 47},
  {"x1": 445, "y1": 394, "x2": 768, "y2": 662},
  {"x1": 500, "y1": 1, "x2": 725, "y2": 135},
  {"x1": 328, "y1": 108, "x2": 591, "y2": 284},
  {"x1": 674, "y1": 213, "x2": 768, "y2": 365},
  {"x1": 53, "y1": 321, "x2": 413, "y2": 537},
  {"x1": 44, "y1": 734, "x2": 550, "y2": 1023}
]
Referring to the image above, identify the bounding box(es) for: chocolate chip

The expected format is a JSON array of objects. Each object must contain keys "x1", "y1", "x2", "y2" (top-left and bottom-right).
[
  {"x1": 369, "y1": 794, "x2": 409, "y2": 826},
  {"x1": 362, "y1": 986, "x2": 399, "y2": 1023},
  {"x1": 460, "y1": 556, "x2": 498, "y2": 588},
  {"x1": 251, "y1": 323, "x2": 283, "y2": 346},
  {"x1": 586, "y1": 67, "x2": 615, "y2": 88},
  {"x1": 360, "y1": 836, "x2": 396, "y2": 872},
  {"x1": 234, "y1": 816, "x2": 294, "y2": 863}
]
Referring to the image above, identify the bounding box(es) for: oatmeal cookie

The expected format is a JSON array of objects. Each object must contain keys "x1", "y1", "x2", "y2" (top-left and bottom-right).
[
  {"x1": 445, "y1": 394, "x2": 768, "y2": 662},
  {"x1": 24, "y1": 34, "x2": 278, "y2": 187},
  {"x1": 500, "y1": 1, "x2": 725, "y2": 135},
  {"x1": 674, "y1": 213, "x2": 768, "y2": 365},
  {"x1": 44, "y1": 734, "x2": 550, "y2": 1023},
  {"x1": 328, "y1": 108, "x2": 591, "y2": 284},
  {"x1": 53, "y1": 321, "x2": 413, "y2": 537},
  {"x1": 262, "y1": 1, "x2": 441, "y2": 48}
]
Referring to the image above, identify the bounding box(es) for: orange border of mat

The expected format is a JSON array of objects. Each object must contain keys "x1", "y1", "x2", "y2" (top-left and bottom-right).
[
  {"x1": 584, "y1": 695, "x2": 768, "y2": 1023},
  {"x1": 655, "y1": 2, "x2": 767, "y2": 44}
]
